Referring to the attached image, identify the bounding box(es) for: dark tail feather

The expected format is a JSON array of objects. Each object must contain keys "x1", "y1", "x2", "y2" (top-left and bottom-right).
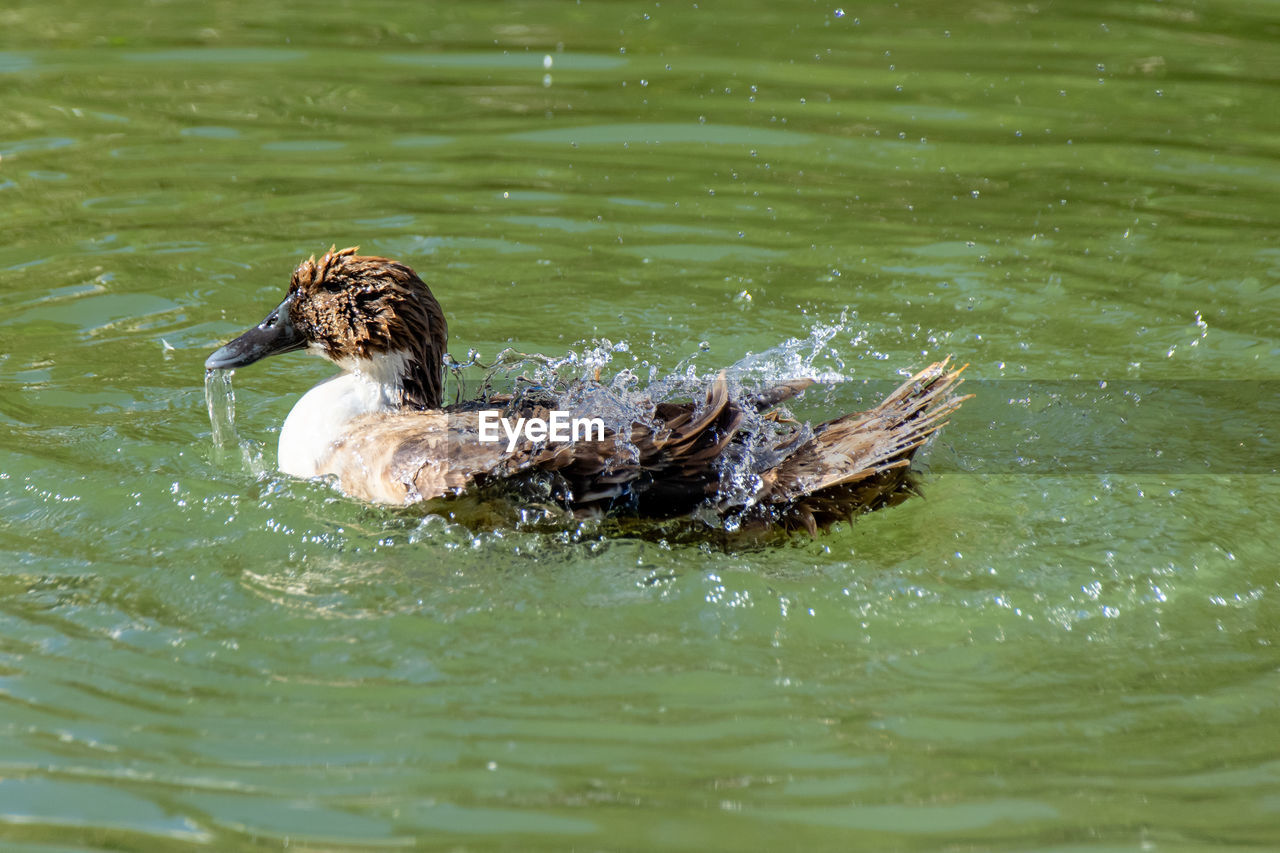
[{"x1": 760, "y1": 357, "x2": 970, "y2": 530}]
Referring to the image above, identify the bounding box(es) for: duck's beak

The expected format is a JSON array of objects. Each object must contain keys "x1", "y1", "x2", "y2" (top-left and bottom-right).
[{"x1": 205, "y1": 294, "x2": 306, "y2": 370}]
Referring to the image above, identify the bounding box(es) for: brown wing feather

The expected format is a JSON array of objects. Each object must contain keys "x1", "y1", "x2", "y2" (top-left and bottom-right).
[
  {"x1": 528, "y1": 371, "x2": 743, "y2": 514},
  {"x1": 319, "y1": 411, "x2": 521, "y2": 505}
]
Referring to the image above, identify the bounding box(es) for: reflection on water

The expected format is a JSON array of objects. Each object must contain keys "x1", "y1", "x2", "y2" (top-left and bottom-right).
[{"x1": 1, "y1": 0, "x2": 1278, "y2": 848}]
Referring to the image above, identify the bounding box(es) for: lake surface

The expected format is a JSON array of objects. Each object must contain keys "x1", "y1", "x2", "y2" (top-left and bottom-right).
[{"x1": 2, "y1": 0, "x2": 1278, "y2": 849}]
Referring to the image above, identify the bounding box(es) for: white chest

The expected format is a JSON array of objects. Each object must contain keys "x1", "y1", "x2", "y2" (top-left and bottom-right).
[{"x1": 277, "y1": 353, "x2": 410, "y2": 478}]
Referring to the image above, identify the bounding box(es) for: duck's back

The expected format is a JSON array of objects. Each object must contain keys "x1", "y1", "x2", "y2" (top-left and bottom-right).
[{"x1": 313, "y1": 359, "x2": 967, "y2": 531}]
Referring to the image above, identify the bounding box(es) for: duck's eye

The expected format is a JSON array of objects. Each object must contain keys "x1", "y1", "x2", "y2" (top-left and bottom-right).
[{"x1": 321, "y1": 278, "x2": 346, "y2": 293}]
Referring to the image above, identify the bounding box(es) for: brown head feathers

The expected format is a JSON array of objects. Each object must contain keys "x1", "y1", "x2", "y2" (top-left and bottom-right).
[{"x1": 287, "y1": 246, "x2": 448, "y2": 409}]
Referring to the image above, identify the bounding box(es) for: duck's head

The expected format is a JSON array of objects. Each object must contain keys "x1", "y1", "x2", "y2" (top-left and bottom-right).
[{"x1": 205, "y1": 246, "x2": 448, "y2": 409}]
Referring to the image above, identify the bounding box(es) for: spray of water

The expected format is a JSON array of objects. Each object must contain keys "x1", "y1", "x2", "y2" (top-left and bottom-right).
[
  {"x1": 204, "y1": 369, "x2": 266, "y2": 477},
  {"x1": 441, "y1": 315, "x2": 872, "y2": 526}
]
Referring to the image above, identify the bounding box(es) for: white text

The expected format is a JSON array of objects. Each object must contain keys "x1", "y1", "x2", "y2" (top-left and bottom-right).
[{"x1": 477, "y1": 410, "x2": 606, "y2": 452}]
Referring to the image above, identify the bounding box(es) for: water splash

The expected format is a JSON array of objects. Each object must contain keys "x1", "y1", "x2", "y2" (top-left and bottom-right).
[
  {"x1": 461, "y1": 315, "x2": 859, "y2": 409},
  {"x1": 205, "y1": 368, "x2": 238, "y2": 448},
  {"x1": 204, "y1": 369, "x2": 266, "y2": 476},
  {"x1": 446, "y1": 314, "x2": 872, "y2": 527}
]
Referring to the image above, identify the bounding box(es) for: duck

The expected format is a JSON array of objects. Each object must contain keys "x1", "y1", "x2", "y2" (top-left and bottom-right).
[{"x1": 205, "y1": 246, "x2": 970, "y2": 535}]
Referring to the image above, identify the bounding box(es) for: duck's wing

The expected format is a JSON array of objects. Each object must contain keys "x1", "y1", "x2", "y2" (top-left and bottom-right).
[
  {"x1": 528, "y1": 371, "x2": 745, "y2": 514},
  {"x1": 751, "y1": 357, "x2": 970, "y2": 532},
  {"x1": 318, "y1": 410, "x2": 519, "y2": 505},
  {"x1": 315, "y1": 372, "x2": 757, "y2": 514}
]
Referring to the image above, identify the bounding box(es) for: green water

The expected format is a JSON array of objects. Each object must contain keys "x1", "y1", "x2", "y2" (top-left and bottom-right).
[{"x1": 2, "y1": 0, "x2": 1279, "y2": 849}]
